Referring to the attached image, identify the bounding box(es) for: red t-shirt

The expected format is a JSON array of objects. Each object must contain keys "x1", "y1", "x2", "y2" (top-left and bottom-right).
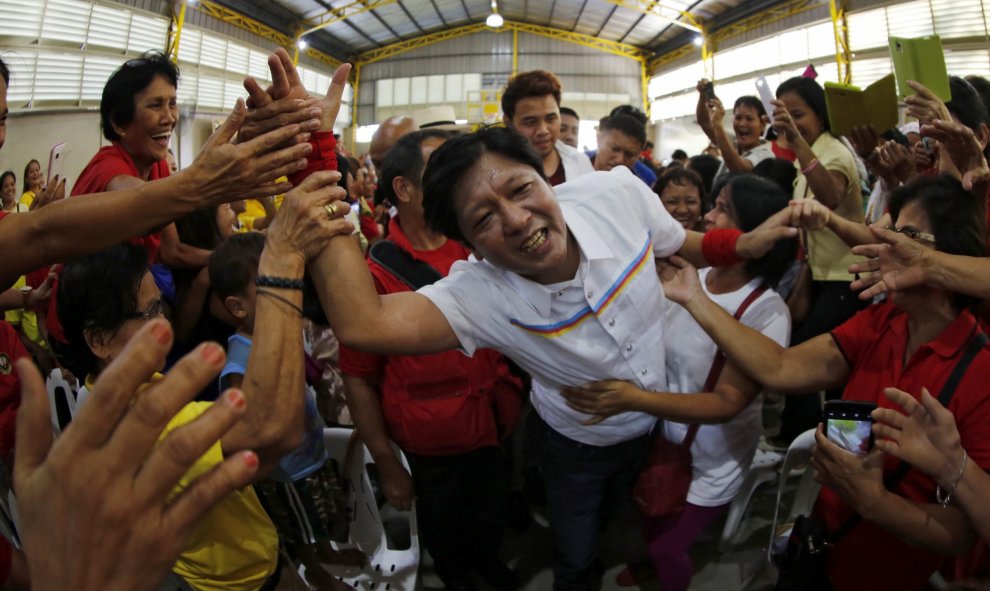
[
  {"x1": 547, "y1": 159, "x2": 566, "y2": 187},
  {"x1": 820, "y1": 303, "x2": 990, "y2": 590},
  {"x1": 71, "y1": 143, "x2": 170, "y2": 262},
  {"x1": 338, "y1": 216, "x2": 522, "y2": 456},
  {"x1": 771, "y1": 141, "x2": 797, "y2": 162},
  {"x1": 0, "y1": 321, "x2": 28, "y2": 461}
]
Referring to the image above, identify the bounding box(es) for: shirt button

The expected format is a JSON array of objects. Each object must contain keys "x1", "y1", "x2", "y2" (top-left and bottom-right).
[
  {"x1": 626, "y1": 344, "x2": 633, "y2": 351},
  {"x1": 609, "y1": 319, "x2": 616, "y2": 327},
  {"x1": 641, "y1": 369, "x2": 648, "y2": 375},
  {"x1": 557, "y1": 289, "x2": 565, "y2": 296},
  {"x1": 587, "y1": 291, "x2": 594, "y2": 299}
]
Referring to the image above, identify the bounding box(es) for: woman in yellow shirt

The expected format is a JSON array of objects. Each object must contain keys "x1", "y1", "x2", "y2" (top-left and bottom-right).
[{"x1": 19, "y1": 159, "x2": 42, "y2": 209}]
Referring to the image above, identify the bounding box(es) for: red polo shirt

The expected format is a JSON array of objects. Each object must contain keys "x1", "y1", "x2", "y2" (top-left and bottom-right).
[
  {"x1": 338, "y1": 216, "x2": 522, "y2": 456},
  {"x1": 818, "y1": 302, "x2": 990, "y2": 590}
]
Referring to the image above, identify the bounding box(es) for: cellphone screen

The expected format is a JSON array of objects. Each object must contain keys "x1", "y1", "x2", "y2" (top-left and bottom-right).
[{"x1": 827, "y1": 418, "x2": 873, "y2": 455}]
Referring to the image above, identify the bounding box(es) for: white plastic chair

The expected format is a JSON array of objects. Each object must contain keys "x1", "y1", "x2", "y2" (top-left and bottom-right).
[
  {"x1": 719, "y1": 448, "x2": 783, "y2": 551},
  {"x1": 45, "y1": 368, "x2": 79, "y2": 435},
  {"x1": 767, "y1": 428, "x2": 821, "y2": 565},
  {"x1": 308, "y1": 427, "x2": 419, "y2": 590}
]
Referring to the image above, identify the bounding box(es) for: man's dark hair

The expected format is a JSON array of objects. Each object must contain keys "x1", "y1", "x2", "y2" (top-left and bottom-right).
[
  {"x1": 559, "y1": 106, "x2": 579, "y2": 119},
  {"x1": 671, "y1": 149, "x2": 688, "y2": 161},
  {"x1": 947, "y1": 76, "x2": 990, "y2": 157},
  {"x1": 720, "y1": 174, "x2": 797, "y2": 288},
  {"x1": 501, "y1": 70, "x2": 562, "y2": 120},
  {"x1": 654, "y1": 167, "x2": 707, "y2": 209},
  {"x1": 209, "y1": 232, "x2": 265, "y2": 301},
  {"x1": 889, "y1": 174, "x2": 987, "y2": 309},
  {"x1": 0, "y1": 56, "x2": 9, "y2": 85},
  {"x1": 423, "y1": 125, "x2": 544, "y2": 243},
  {"x1": 776, "y1": 76, "x2": 830, "y2": 133},
  {"x1": 380, "y1": 129, "x2": 450, "y2": 205},
  {"x1": 687, "y1": 154, "x2": 719, "y2": 196},
  {"x1": 609, "y1": 104, "x2": 648, "y2": 126},
  {"x1": 101, "y1": 51, "x2": 179, "y2": 142},
  {"x1": 600, "y1": 113, "x2": 646, "y2": 148},
  {"x1": 734, "y1": 95, "x2": 767, "y2": 119},
  {"x1": 57, "y1": 243, "x2": 150, "y2": 376},
  {"x1": 752, "y1": 158, "x2": 797, "y2": 196}
]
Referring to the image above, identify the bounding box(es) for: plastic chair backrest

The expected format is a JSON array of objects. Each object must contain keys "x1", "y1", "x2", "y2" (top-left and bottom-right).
[
  {"x1": 767, "y1": 428, "x2": 821, "y2": 565},
  {"x1": 45, "y1": 368, "x2": 78, "y2": 435},
  {"x1": 318, "y1": 427, "x2": 419, "y2": 589}
]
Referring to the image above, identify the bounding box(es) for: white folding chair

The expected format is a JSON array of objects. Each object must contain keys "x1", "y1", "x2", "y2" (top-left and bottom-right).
[
  {"x1": 767, "y1": 428, "x2": 821, "y2": 566},
  {"x1": 45, "y1": 368, "x2": 79, "y2": 435},
  {"x1": 306, "y1": 427, "x2": 419, "y2": 590},
  {"x1": 719, "y1": 448, "x2": 783, "y2": 551}
]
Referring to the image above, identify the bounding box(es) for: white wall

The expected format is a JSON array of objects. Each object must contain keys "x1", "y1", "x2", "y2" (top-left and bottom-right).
[
  {"x1": 0, "y1": 110, "x2": 219, "y2": 192},
  {"x1": 0, "y1": 111, "x2": 104, "y2": 195}
]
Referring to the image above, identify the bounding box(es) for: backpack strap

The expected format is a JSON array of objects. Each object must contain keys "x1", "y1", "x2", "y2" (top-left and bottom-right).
[{"x1": 368, "y1": 240, "x2": 444, "y2": 290}]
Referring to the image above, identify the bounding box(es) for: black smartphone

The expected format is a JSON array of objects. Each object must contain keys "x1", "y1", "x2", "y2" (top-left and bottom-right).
[
  {"x1": 704, "y1": 81, "x2": 716, "y2": 101},
  {"x1": 824, "y1": 400, "x2": 876, "y2": 456}
]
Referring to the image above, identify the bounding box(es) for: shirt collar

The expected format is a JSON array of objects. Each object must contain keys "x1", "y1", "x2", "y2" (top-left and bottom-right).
[
  {"x1": 926, "y1": 309, "x2": 979, "y2": 358},
  {"x1": 490, "y1": 202, "x2": 615, "y2": 317}
]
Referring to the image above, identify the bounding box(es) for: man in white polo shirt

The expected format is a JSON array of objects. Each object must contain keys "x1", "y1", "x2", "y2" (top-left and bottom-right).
[
  {"x1": 501, "y1": 70, "x2": 594, "y2": 186},
  {"x1": 307, "y1": 126, "x2": 795, "y2": 591}
]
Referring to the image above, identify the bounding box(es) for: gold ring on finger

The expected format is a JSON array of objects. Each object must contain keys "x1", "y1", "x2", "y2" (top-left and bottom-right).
[{"x1": 324, "y1": 202, "x2": 338, "y2": 218}]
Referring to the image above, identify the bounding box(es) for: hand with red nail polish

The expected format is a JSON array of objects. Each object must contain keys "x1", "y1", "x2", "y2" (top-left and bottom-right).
[{"x1": 13, "y1": 320, "x2": 258, "y2": 591}]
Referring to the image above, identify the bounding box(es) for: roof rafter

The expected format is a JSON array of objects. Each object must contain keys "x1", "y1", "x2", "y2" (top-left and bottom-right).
[{"x1": 300, "y1": 0, "x2": 398, "y2": 37}]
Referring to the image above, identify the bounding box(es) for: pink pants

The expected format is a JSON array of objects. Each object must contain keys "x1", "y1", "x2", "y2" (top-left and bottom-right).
[{"x1": 644, "y1": 502, "x2": 728, "y2": 591}]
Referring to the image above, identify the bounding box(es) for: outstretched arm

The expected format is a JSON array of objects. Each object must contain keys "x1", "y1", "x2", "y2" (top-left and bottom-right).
[
  {"x1": 0, "y1": 100, "x2": 316, "y2": 289},
  {"x1": 661, "y1": 256, "x2": 848, "y2": 392}
]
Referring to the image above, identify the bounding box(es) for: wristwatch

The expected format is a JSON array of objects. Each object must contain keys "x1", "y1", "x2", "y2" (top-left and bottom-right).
[{"x1": 20, "y1": 286, "x2": 32, "y2": 309}]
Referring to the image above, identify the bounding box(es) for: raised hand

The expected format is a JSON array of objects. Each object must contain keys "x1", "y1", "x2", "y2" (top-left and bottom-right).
[
  {"x1": 770, "y1": 99, "x2": 801, "y2": 144},
  {"x1": 849, "y1": 225, "x2": 930, "y2": 300},
  {"x1": 905, "y1": 80, "x2": 952, "y2": 126},
  {"x1": 786, "y1": 198, "x2": 831, "y2": 232},
  {"x1": 29, "y1": 175, "x2": 66, "y2": 211},
  {"x1": 921, "y1": 118, "x2": 990, "y2": 193},
  {"x1": 265, "y1": 170, "x2": 353, "y2": 265},
  {"x1": 735, "y1": 205, "x2": 799, "y2": 259},
  {"x1": 872, "y1": 387, "x2": 965, "y2": 488},
  {"x1": 181, "y1": 99, "x2": 315, "y2": 203},
  {"x1": 14, "y1": 320, "x2": 258, "y2": 591}
]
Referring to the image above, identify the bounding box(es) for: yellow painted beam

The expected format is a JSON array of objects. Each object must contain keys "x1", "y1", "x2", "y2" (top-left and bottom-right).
[
  {"x1": 603, "y1": 0, "x2": 704, "y2": 33},
  {"x1": 356, "y1": 20, "x2": 648, "y2": 66},
  {"x1": 640, "y1": 58, "x2": 650, "y2": 118},
  {"x1": 165, "y1": 1, "x2": 187, "y2": 62},
  {"x1": 512, "y1": 28, "x2": 518, "y2": 76},
  {"x1": 191, "y1": 0, "x2": 342, "y2": 71},
  {"x1": 301, "y1": 0, "x2": 397, "y2": 38},
  {"x1": 350, "y1": 62, "x2": 361, "y2": 154},
  {"x1": 830, "y1": 0, "x2": 852, "y2": 84}
]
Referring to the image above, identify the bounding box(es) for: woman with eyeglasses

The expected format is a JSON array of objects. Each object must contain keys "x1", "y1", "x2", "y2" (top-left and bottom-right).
[{"x1": 660, "y1": 173, "x2": 990, "y2": 590}]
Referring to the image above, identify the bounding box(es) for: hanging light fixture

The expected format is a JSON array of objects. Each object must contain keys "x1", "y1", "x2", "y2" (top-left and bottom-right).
[{"x1": 486, "y1": 0, "x2": 504, "y2": 28}]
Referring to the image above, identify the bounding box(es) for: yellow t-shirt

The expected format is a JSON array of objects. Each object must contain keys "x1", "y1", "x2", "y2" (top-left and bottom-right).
[
  {"x1": 5, "y1": 276, "x2": 47, "y2": 350},
  {"x1": 19, "y1": 191, "x2": 34, "y2": 209},
  {"x1": 237, "y1": 194, "x2": 284, "y2": 232},
  {"x1": 793, "y1": 132, "x2": 864, "y2": 282},
  {"x1": 80, "y1": 376, "x2": 279, "y2": 591},
  {"x1": 161, "y1": 402, "x2": 279, "y2": 591}
]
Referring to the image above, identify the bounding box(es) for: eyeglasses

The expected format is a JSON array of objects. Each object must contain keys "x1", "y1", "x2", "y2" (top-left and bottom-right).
[
  {"x1": 126, "y1": 298, "x2": 165, "y2": 321},
  {"x1": 888, "y1": 225, "x2": 936, "y2": 244}
]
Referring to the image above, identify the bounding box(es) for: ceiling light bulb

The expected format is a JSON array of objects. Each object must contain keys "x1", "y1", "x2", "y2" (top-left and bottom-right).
[
  {"x1": 693, "y1": 35, "x2": 703, "y2": 47},
  {"x1": 297, "y1": 39, "x2": 308, "y2": 50},
  {"x1": 486, "y1": 12, "x2": 504, "y2": 27}
]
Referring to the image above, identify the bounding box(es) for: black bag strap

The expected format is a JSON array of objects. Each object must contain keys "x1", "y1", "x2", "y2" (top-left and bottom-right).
[
  {"x1": 827, "y1": 327, "x2": 988, "y2": 545},
  {"x1": 368, "y1": 240, "x2": 443, "y2": 290},
  {"x1": 683, "y1": 284, "x2": 769, "y2": 447}
]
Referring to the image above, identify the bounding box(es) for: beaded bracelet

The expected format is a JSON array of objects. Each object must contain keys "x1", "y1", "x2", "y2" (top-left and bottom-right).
[
  {"x1": 801, "y1": 157, "x2": 821, "y2": 175},
  {"x1": 936, "y1": 449, "x2": 968, "y2": 509},
  {"x1": 255, "y1": 276, "x2": 305, "y2": 290}
]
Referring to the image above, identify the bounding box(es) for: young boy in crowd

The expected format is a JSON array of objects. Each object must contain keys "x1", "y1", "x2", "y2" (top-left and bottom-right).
[{"x1": 209, "y1": 232, "x2": 363, "y2": 591}]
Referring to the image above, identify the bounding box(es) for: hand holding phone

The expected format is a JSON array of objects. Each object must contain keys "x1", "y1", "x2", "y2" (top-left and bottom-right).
[
  {"x1": 46, "y1": 142, "x2": 67, "y2": 189},
  {"x1": 825, "y1": 400, "x2": 877, "y2": 455}
]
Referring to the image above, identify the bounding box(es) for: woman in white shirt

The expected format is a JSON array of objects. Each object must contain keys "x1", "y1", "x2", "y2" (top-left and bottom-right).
[
  {"x1": 562, "y1": 173, "x2": 795, "y2": 591},
  {"x1": 695, "y1": 81, "x2": 775, "y2": 186}
]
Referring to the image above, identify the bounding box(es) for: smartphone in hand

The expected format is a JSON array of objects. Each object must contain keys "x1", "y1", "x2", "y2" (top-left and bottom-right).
[
  {"x1": 824, "y1": 400, "x2": 876, "y2": 455},
  {"x1": 46, "y1": 141, "x2": 67, "y2": 188}
]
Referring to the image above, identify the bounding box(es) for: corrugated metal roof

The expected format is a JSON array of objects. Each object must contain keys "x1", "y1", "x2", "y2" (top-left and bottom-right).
[{"x1": 212, "y1": 0, "x2": 763, "y2": 62}]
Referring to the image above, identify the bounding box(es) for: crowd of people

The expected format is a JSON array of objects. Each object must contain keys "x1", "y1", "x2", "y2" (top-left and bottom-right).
[{"x1": 0, "y1": 32, "x2": 988, "y2": 591}]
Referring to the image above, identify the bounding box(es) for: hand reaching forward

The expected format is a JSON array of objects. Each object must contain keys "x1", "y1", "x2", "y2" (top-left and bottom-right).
[
  {"x1": 658, "y1": 255, "x2": 704, "y2": 306},
  {"x1": 15, "y1": 320, "x2": 258, "y2": 591}
]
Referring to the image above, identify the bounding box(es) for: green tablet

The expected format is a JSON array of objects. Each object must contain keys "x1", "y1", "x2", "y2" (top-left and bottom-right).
[
  {"x1": 825, "y1": 74, "x2": 899, "y2": 137},
  {"x1": 889, "y1": 35, "x2": 951, "y2": 102}
]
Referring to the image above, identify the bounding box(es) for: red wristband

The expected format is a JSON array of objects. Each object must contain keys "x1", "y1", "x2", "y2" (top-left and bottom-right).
[
  {"x1": 288, "y1": 131, "x2": 338, "y2": 187},
  {"x1": 702, "y1": 228, "x2": 744, "y2": 267}
]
